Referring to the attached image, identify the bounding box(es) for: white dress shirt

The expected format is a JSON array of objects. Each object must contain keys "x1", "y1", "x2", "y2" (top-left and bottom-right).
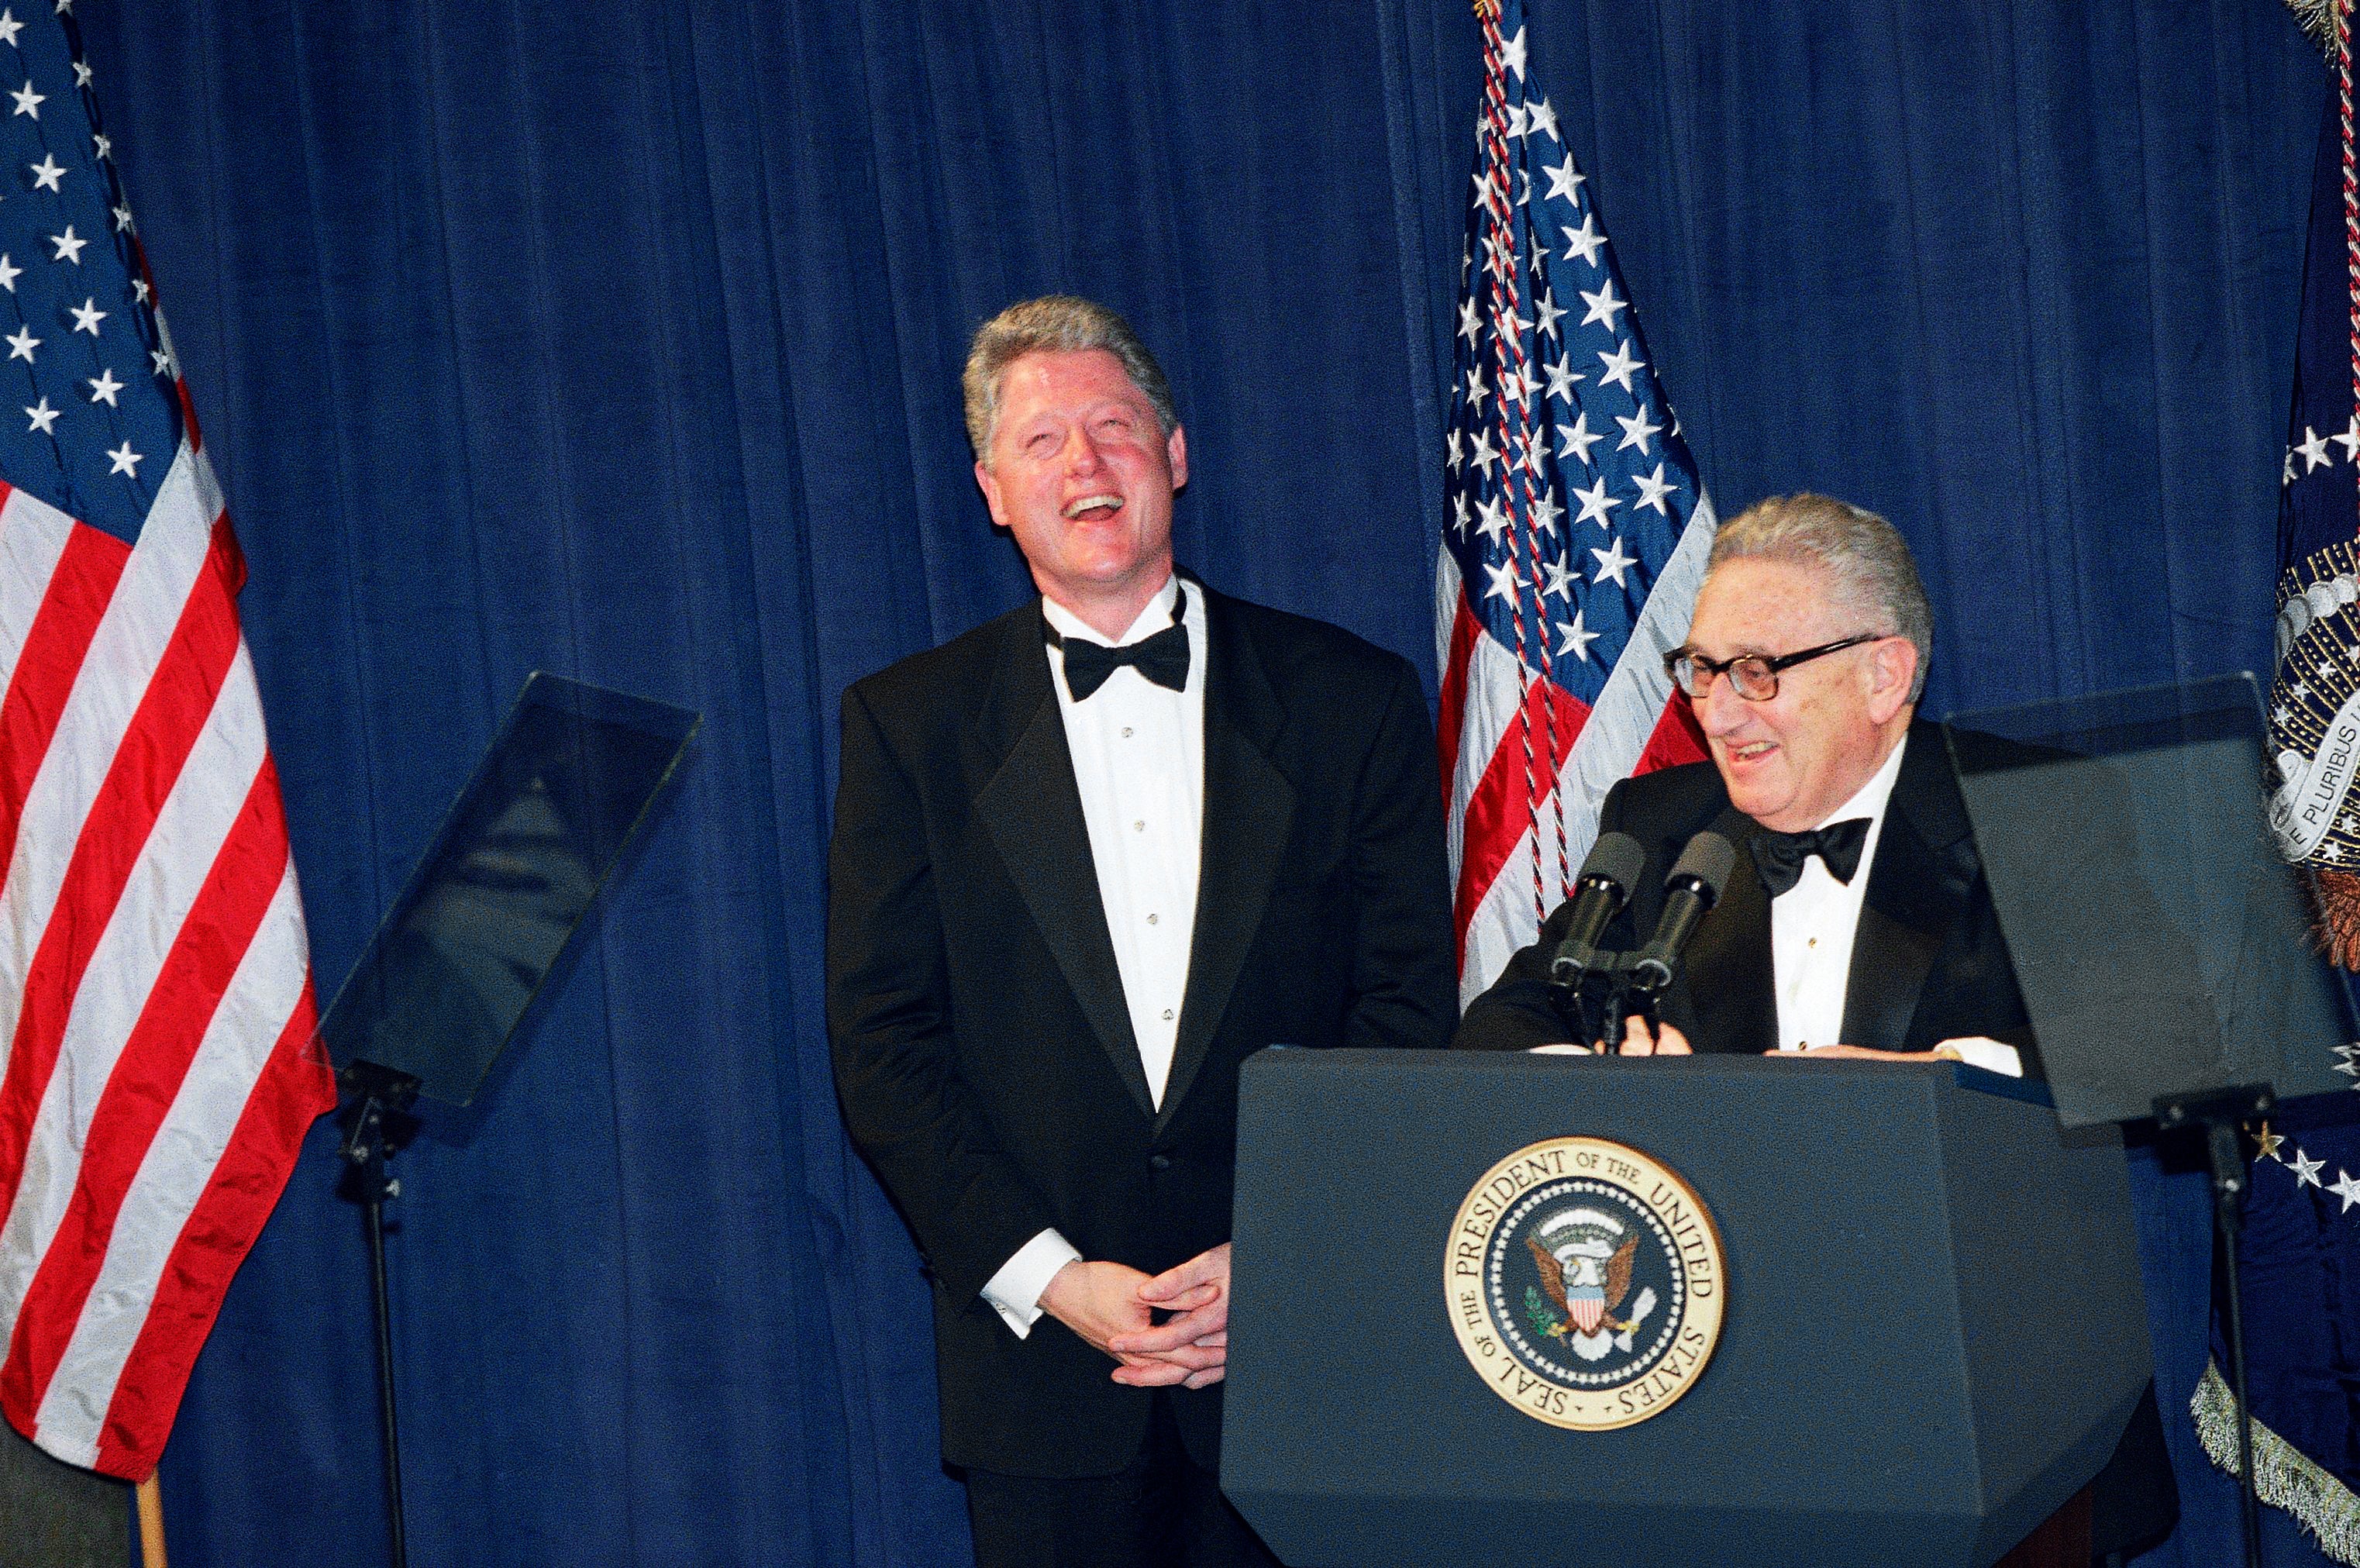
[
  {"x1": 980, "y1": 575, "x2": 1208, "y2": 1335},
  {"x1": 1769, "y1": 735, "x2": 2021, "y2": 1077}
]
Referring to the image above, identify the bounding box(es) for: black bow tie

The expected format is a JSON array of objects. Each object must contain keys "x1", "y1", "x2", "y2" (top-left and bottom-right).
[
  {"x1": 1045, "y1": 585, "x2": 1191, "y2": 700},
  {"x1": 1749, "y1": 816, "x2": 1872, "y2": 898}
]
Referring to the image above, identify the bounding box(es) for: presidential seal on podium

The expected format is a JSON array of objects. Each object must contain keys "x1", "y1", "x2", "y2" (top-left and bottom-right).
[{"x1": 1444, "y1": 1136, "x2": 1726, "y2": 1430}]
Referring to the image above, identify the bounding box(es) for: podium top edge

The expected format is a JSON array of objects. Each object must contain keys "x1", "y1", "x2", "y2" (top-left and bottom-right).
[{"x1": 1244, "y1": 1048, "x2": 2052, "y2": 1104}]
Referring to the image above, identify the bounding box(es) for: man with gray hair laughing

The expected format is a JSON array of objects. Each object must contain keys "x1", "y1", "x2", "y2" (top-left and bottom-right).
[
  {"x1": 1458, "y1": 491, "x2": 2025, "y2": 1072},
  {"x1": 829, "y1": 295, "x2": 1455, "y2": 1567},
  {"x1": 1455, "y1": 491, "x2": 2179, "y2": 1563}
]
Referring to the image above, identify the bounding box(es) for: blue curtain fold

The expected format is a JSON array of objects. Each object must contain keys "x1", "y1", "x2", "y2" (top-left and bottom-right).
[{"x1": 57, "y1": 1, "x2": 2327, "y2": 1563}]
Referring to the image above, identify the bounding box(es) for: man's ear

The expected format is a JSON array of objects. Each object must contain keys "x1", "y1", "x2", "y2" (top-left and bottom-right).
[
  {"x1": 1166, "y1": 424, "x2": 1187, "y2": 491},
  {"x1": 1865, "y1": 636, "x2": 1918, "y2": 725},
  {"x1": 975, "y1": 459, "x2": 1006, "y2": 530}
]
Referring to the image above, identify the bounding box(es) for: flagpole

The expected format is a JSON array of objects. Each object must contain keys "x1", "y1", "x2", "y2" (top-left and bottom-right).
[{"x1": 136, "y1": 1474, "x2": 167, "y2": 1567}]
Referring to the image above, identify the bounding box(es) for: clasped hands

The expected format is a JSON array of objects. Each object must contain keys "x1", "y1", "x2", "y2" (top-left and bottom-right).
[{"x1": 1039, "y1": 1243, "x2": 1230, "y2": 1390}]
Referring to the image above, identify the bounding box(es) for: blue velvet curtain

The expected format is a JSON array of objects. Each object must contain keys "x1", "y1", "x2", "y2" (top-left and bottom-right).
[{"x1": 60, "y1": 0, "x2": 2327, "y2": 1563}]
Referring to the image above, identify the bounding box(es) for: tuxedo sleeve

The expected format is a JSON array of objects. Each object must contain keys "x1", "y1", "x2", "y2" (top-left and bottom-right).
[
  {"x1": 1339, "y1": 656, "x2": 1459, "y2": 1052},
  {"x1": 826, "y1": 683, "x2": 1062, "y2": 1308},
  {"x1": 1450, "y1": 779, "x2": 1637, "y2": 1051}
]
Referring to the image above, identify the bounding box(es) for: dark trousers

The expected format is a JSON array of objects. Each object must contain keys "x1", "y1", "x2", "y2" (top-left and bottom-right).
[{"x1": 963, "y1": 1394, "x2": 1283, "y2": 1568}]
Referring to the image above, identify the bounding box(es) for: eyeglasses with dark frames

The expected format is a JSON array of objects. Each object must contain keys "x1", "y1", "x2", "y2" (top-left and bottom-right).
[{"x1": 1662, "y1": 632, "x2": 1887, "y2": 702}]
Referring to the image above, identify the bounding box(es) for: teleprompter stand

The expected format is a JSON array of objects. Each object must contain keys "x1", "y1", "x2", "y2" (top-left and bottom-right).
[
  {"x1": 1945, "y1": 674, "x2": 2359, "y2": 1568},
  {"x1": 2152, "y1": 1082, "x2": 2273, "y2": 1568},
  {"x1": 335, "y1": 1060, "x2": 420, "y2": 1568},
  {"x1": 315, "y1": 674, "x2": 698, "y2": 1568}
]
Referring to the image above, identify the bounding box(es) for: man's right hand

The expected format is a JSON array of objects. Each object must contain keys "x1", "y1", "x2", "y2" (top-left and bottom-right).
[{"x1": 1039, "y1": 1259, "x2": 1158, "y2": 1362}]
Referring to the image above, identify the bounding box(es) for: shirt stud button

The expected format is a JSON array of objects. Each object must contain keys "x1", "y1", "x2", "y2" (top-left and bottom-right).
[
  {"x1": 1162, "y1": 1008, "x2": 1175, "y2": 1021},
  {"x1": 1134, "y1": 820, "x2": 1145, "y2": 831},
  {"x1": 1122, "y1": 727, "x2": 1133, "y2": 738},
  {"x1": 1147, "y1": 913, "x2": 1159, "y2": 925}
]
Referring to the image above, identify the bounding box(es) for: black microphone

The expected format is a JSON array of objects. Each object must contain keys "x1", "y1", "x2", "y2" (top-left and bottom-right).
[
  {"x1": 1547, "y1": 832, "x2": 1647, "y2": 986},
  {"x1": 1627, "y1": 832, "x2": 1738, "y2": 993}
]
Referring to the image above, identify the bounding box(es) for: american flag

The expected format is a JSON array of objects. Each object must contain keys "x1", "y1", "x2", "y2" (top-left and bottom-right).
[
  {"x1": 1437, "y1": 0, "x2": 1717, "y2": 1003},
  {"x1": 0, "y1": 4, "x2": 331, "y2": 1477}
]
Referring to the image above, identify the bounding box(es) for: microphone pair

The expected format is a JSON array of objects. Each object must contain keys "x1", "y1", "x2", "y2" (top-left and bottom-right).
[{"x1": 1546, "y1": 829, "x2": 1738, "y2": 992}]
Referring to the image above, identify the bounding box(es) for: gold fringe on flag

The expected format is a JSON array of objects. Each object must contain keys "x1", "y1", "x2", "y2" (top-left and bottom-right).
[
  {"x1": 2195, "y1": 1361, "x2": 2360, "y2": 1565},
  {"x1": 2294, "y1": 0, "x2": 2344, "y2": 60}
]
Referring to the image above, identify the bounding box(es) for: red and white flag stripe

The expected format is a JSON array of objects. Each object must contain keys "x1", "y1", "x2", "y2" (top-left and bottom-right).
[{"x1": 0, "y1": 432, "x2": 329, "y2": 1477}]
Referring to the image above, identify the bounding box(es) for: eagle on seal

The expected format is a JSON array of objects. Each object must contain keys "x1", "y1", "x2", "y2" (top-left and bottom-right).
[{"x1": 1530, "y1": 1228, "x2": 1638, "y2": 1338}]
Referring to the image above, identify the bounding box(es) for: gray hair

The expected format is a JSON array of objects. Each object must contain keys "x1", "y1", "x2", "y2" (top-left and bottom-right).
[
  {"x1": 1707, "y1": 493, "x2": 1933, "y2": 702},
  {"x1": 962, "y1": 295, "x2": 1178, "y2": 456}
]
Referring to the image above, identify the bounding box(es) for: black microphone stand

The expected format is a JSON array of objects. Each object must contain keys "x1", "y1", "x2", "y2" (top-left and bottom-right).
[
  {"x1": 1553, "y1": 832, "x2": 1732, "y2": 1049},
  {"x1": 1550, "y1": 949, "x2": 1667, "y2": 1053}
]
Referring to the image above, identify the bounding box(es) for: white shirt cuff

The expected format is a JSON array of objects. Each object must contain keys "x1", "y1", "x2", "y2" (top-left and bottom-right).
[
  {"x1": 1941, "y1": 1036, "x2": 2024, "y2": 1079},
  {"x1": 980, "y1": 1229, "x2": 1084, "y2": 1338},
  {"x1": 1528, "y1": 1043, "x2": 1593, "y2": 1055}
]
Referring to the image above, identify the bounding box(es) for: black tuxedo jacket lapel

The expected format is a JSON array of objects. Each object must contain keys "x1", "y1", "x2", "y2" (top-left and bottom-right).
[
  {"x1": 1161, "y1": 590, "x2": 1295, "y2": 1126},
  {"x1": 1676, "y1": 728, "x2": 1970, "y2": 1056},
  {"x1": 1681, "y1": 807, "x2": 1778, "y2": 1056},
  {"x1": 1840, "y1": 729, "x2": 1977, "y2": 1053},
  {"x1": 971, "y1": 606, "x2": 1158, "y2": 1118}
]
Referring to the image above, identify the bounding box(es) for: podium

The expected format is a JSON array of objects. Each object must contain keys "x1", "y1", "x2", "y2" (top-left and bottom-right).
[{"x1": 1221, "y1": 1049, "x2": 2151, "y2": 1568}]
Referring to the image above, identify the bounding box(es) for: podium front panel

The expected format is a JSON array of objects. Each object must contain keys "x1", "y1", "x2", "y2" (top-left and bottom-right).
[{"x1": 1220, "y1": 1050, "x2": 2148, "y2": 1568}]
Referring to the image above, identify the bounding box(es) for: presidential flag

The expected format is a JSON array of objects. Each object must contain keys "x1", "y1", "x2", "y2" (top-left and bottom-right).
[
  {"x1": 2195, "y1": 10, "x2": 2360, "y2": 1555},
  {"x1": 1437, "y1": 0, "x2": 1717, "y2": 1002},
  {"x1": 2269, "y1": 16, "x2": 2360, "y2": 957},
  {"x1": 0, "y1": 5, "x2": 332, "y2": 1478}
]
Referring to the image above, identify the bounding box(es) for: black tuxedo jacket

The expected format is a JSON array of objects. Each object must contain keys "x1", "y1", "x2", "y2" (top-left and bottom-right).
[
  {"x1": 827, "y1": 581, "x2": 1456, "y2": 1479},
  {"x1": 1455, "y1": 722, "x2": 2042, "y2": 1077}
]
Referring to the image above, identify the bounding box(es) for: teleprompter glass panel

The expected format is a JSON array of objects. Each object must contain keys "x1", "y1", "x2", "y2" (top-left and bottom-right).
[
  {"x1": 315, "y1": 673, "x2": 700, "y2": 1105},
  {"x1": 1945, "y1": 674, "x2": 2351, "y2": 1128}
]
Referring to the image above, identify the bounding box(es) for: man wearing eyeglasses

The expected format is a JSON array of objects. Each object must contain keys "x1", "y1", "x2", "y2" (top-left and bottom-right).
[
  {"x1": 1455, "y1": 492, "x2": 2184, "y2": 1560},
  {"x1": 1454, "y1": 491, "x2": 2034, "y2": 1077}
]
